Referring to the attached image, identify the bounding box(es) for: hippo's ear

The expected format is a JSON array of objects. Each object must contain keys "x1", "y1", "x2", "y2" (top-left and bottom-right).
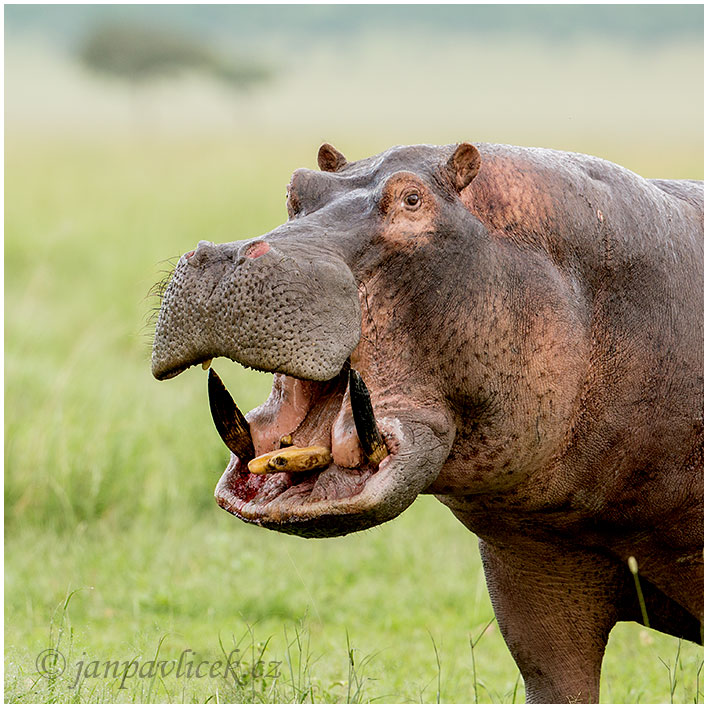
[
  {"x1": 446, "y1": 143, "x2": 481, "y2": 192},
  {"x1": 318, "y1": 143, "x2": 348, "y2": 172}
]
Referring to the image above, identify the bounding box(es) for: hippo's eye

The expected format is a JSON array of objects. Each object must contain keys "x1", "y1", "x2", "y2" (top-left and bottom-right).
[{"x1": 404, "y1": 192, "x2": 421, "y2": 209}]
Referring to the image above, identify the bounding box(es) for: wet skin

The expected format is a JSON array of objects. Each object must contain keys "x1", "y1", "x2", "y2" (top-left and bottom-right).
[{"x1": 152, "y1": 142, "x2": 703, "y2": 703}]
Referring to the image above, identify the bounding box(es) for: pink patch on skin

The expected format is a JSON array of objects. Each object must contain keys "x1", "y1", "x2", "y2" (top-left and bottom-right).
[
  {"x1": 244, "y1": 241, "x2": 271, "y2": 259},
  {"x1": 185, "y1": 250, "x2": 195, "y2": 259}
]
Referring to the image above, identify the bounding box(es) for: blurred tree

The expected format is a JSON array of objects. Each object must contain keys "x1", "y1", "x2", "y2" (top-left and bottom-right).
[{"x1": 78, "y1": 22, "x2": 271, "y2": 90}]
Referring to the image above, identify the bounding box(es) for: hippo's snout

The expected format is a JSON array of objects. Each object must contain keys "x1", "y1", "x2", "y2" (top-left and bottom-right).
[{"x1": 151, "y1": 237, "x2": 362, "y2": 382}]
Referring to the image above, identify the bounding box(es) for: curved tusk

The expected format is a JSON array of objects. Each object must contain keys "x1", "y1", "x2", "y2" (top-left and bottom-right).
[
  {"x1": 207, "y1": 368, "x2": 255, "y2": 462},
  {"x1": 348, "y1": 368, "x2": 388, "y2": 466}
]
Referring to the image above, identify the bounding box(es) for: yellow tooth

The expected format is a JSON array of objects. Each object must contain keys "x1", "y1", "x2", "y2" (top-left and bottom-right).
[
  {"x1": 279, "y1": 434, "x2": 293, "y2": 448},
  {"x1": 202, "y1": 359, "x2": 213, "y2": 370},
  {"x1": 268, "y1": 445, "x2": 332, "y2": 473},
  {"x1": 247, "y1": 446, "x2": 332, "y2": 475},
  {"x1": 367, "y1": 441, "x2": 388, "y2": 466},
  {"x1": 247, "y1": 451, "x2": 277, "y2": 475}
]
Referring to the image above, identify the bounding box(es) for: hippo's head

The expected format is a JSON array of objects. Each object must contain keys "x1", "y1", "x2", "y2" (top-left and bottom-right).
[{"x1": 152, "y1": 143, "x2": 488, "y2": 537}]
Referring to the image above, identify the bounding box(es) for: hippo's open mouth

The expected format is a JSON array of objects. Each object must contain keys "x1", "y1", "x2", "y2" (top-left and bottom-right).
[{"x1": 186, "y1": 360, "x2": 422, "y2": 537}]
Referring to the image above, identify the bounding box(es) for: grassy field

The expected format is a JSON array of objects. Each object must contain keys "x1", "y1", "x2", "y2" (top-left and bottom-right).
[{"x1": 5, "y1": 135, "x2": 704, "y2": 703}]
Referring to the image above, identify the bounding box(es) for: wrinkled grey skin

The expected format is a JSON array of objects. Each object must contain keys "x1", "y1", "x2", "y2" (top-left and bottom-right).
[
  {"x1": 152, "y1": 143, "x2": 703, "y2": 702},
  {"x1": 153, "y1": 239, "x2": 361, "y2": 382}
]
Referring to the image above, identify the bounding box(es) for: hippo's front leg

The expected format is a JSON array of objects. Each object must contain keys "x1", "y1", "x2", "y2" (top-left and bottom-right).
[{"x1": 479, "y1": 538, "x2": 625, "y2": 703}]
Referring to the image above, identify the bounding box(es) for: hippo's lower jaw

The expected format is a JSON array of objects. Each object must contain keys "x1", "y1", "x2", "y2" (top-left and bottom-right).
[{"x1": 210, "y1": 365, "x2": 451, "y2": 538}]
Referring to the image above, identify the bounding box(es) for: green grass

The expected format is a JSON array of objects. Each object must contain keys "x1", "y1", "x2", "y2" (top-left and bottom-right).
[{"x1": 5, "y1": 135, "x2": 703, "y2": 703}]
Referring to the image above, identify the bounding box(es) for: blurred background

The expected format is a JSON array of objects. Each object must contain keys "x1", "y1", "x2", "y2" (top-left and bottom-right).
[
  {"x1": 5, "y1": 5, "x2": 704, "y2": 704},
  {"x1": 5, "y1": 4, "x2": 704, "y2": 172}
]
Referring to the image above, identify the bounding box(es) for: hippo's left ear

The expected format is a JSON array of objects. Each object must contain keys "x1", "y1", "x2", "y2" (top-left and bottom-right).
[
  {"x1": 318, "y1": 143, "x2": 348, "y2": 172},
  {"x1": 446, "y1": 143, "x2": 481, "y2": 192}
]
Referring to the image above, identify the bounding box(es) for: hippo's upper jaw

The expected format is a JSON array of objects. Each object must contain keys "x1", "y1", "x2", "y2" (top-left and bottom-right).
[{"x1": 151, "y1": 238, "x2": 362, "y2": 383}]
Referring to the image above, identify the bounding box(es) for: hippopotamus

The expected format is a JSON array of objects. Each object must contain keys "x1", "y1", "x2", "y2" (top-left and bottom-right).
[{"x1": 151, "y1": 142, "x2": 703, "y2": 703}]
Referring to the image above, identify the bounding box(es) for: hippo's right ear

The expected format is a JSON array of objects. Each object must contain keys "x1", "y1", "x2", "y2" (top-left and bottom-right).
[
  {"x1": 446, "y1": 143, "x2": 481, "y2": 192},
  {"x1": 318, "y1": 143, "x2": 348, "y2": 172}
]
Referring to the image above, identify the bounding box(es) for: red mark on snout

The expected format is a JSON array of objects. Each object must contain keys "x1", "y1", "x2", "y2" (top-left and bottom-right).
[
  {"x1": 244, "y1": 241, "x2": 271, "y2": 259},
  {"x1": 185, "y1": 250, "x2": 195, "y2": 259}
]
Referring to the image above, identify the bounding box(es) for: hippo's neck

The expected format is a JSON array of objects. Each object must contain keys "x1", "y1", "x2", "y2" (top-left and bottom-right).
[{"x1": 442, "y1": 144, "x2": 702, "y2": 541}]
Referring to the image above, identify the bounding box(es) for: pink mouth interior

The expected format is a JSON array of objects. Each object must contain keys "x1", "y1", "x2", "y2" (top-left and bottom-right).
[{"x1": 220, "y1": 369, "x2": 394, "y2": 510}]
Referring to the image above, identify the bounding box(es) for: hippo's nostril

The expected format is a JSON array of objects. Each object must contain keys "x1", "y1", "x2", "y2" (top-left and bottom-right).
[
  {"x1": 186, "y1": 240, "x2": 218, "y2": 266},
  {"x1": 243, "y1": 241, "x2": 271, "y2": 259}
]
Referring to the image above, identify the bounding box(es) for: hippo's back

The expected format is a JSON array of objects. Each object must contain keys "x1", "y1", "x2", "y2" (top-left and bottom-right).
[{"x1": 649, "y1": 178, "x2": 704, "y2": 215}]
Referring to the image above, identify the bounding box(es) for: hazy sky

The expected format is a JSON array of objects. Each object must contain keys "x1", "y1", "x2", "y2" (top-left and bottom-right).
[{"x1": 6, "y1": 5, "x2": 702, "y2": 45}]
